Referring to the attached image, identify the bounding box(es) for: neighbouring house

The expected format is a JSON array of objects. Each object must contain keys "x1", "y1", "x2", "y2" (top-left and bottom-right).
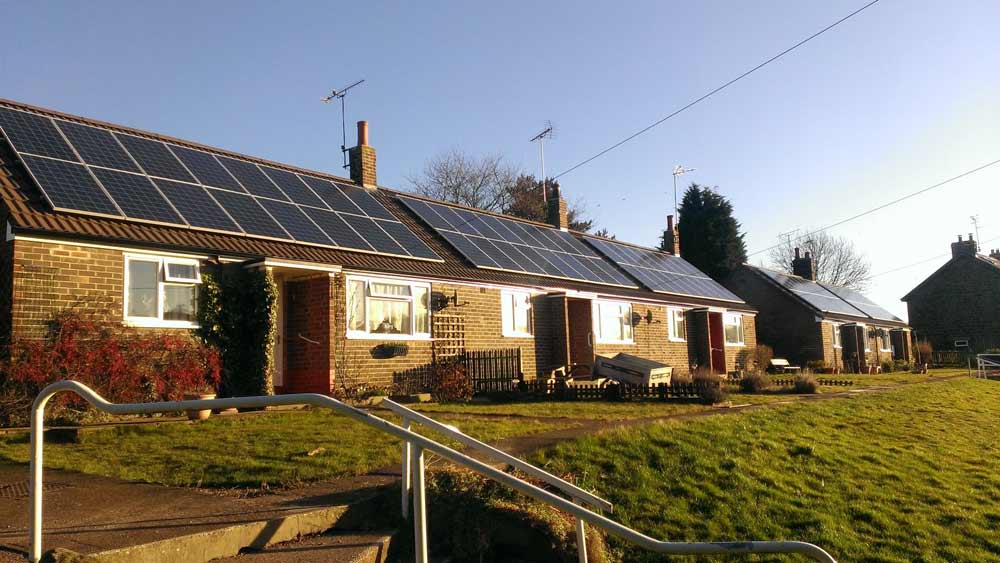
[
  {"x1": 0, "y1": 99, "x2": 757, "y2": 396},
  {"x1": 725, "y1": 249, "x2": 911, "y2": 373},
  {"x1": 902, "y1": 234, "x2": 1000, "y2": 353}
]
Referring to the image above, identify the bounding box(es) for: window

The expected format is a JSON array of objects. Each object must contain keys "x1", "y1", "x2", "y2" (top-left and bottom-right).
[
  {"x1": 124, "y1": 254, "x2": 201, "y2": 327},
  {"x1": 723, "y1": 313, "x2": 744, "y2": 346},
  {"x1": 832, "y1": 323, "x2": 842, "y2": 348},
  {"x1": 346, "y1": 276, "x2": 431, "y2": 339},
  {"x1": 878, "y1": 329, "x2": 892, "y2": 352},
  {"x1": 668, "y1": 308, "x2": 686, "y2": 342},
  {"x1": 501, "y1": 290, "x2": 533, "y2": 337},
  {"x1": 593, "y1": 301, "x2": 633, "y2": 344}
]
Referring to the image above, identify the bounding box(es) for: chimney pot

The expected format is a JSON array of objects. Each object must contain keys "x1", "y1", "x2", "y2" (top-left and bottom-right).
[
  {"x1": 794, "y1": 247, "x2": 801, "y2": 259},
  {"x1": 546, "y1": 183, "x2": 569, "y2": 230},
  {"x1": 951, "y1": 235, "x2": 977, "y2": 259},
  {"x1": 792, "y1": 248, "x2": 816, "y2": 280},
  {"x1": 348, "y1": 120, "x2": 377, "y2": 187}
]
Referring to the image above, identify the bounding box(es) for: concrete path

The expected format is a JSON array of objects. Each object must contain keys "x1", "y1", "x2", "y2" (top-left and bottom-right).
[{"x1": 213, "y1": 530, "x2": 392, "y2": 563}]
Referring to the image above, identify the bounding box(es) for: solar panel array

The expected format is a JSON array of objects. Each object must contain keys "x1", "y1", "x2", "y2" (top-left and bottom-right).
[
  {"x1": 399, "y1": 196, "x2": 637, "y2": 287},
  {"x1": 584, "y1": 237, "x2": 743, "y2": 302},
  {"x1": 820, "y1": 284, "x2": 902, "y2": 322},
  {"x1": 756, "y1": 268, "x2": 869, "y2": 317},
  {"x1": 0, "y1": 106, "x2": 440, "y2": 261}
]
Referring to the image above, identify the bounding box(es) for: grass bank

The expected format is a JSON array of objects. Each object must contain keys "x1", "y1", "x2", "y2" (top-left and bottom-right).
[
  {"x1": 529, "y1": 377, "x2": 1000, "y2": 562},
  {"x1": 0, "y1": 408, "x2": 573, "y2": 488}
]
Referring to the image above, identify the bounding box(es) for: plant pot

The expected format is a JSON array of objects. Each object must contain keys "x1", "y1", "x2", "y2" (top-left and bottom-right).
[{"x1": 183, "y1": 392, "x2": 216, "y2": 421}]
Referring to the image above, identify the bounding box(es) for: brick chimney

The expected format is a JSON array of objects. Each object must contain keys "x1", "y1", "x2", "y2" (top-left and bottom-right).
[
  {"x1": 792, "y1": 247, "x2": 816, "y2": 280},
  {"x1": 990, "y1": 248, "x2": 1000, "y2": 260},
  {"x1": 348, "y1": 120, "x2": 377, "y2": 188},
  {"x1": 663, "y1": 214, "x2": 680, "y2": 255},
  {"x1": 546, "y1": 184, "x2": 569, "y2": 230},
  {"x1": 951, "y1": 234, "x2": 977, "y2": 258}
]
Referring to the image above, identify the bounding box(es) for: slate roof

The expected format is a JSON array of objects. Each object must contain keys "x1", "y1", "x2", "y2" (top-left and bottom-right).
[
  {"x1": 901, "y1": 252, "x2": 1000, "y2": 302},
  {"x1": 0, "y1": 99, "x2": 754, "y2": 312}
]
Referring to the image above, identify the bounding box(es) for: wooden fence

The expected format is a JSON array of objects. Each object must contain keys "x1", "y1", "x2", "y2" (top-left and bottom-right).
[
  {"x1": 392, "y1": 348, "x2": 523, "y2": 395},
  {"x1": 519, "y1": 380, "x2": 713, "y2": 401}
]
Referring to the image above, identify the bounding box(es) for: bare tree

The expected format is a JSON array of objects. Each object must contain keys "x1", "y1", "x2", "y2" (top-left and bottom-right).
[
  {"x1": 768, "y1": 230, "x2": 872, "y2": 291},
  {"x1": 406, "y1": 149, "x2": 520, "y2": 212}
]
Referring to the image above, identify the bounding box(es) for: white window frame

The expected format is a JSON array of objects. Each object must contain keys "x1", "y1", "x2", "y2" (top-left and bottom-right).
[
  {"x1": 345, "y1": 274, "x2": 432, "y2": 340},
  {"x1": 667, "y1": 307, "x2": 687, "y2": 342},
  {"x1": 878, "y1": 328, "x2": 893, "y2": 352},
  {"x1": 123, "y1": 253, "x2": 201, "y2": 329},
  {"x1": 501, "y1": 289, "x2": 533, "y2": 338},
  {"x1": 592, "y1": 300, "x2": 634, "y2": 345},
  {"x1": 723, "y1": 312, "x2": 745, "y2": 347},
  {"x1": 831, "y1": 322, "x2": 842, "y2": 349}
]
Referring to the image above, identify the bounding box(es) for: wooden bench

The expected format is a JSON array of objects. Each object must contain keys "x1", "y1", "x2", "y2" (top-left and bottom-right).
[{"x1": 769, "y1": 358, "x2": 801, "y2": 374}]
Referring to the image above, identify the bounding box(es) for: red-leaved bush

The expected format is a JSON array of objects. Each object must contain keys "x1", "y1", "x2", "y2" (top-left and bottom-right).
[{"x1": 2, "y1": 311, "x2": 220, "y2": 423}]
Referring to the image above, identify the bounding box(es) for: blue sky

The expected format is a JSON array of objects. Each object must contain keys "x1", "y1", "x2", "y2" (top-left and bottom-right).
[{"x1": 4, "y1": 0, "x2": 999, "y2": 319}]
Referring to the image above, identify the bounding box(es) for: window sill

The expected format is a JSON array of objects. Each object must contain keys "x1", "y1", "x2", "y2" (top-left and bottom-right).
[
  {"x1": 346, "y1": 332, "x2": 433, "y2": 341},
  {"x1": 124, "y1": 319, "x2": 199, "y2": 329},
  {"x1": 724, "y1": 342, "x2": 745, "y2": 347},
  {"x1": 502, "y1": 332, "x2": 534, "y2": 339},
  {"x1": 668, "y1": 337, "x2": 687, "y2": 343},
  {"x1": 596, "y1": 339, "x2": 635, "y2": 346}
]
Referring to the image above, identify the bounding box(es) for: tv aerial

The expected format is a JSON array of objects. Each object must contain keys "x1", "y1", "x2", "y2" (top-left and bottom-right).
[
  {"x1": 529, "y1": 121, "x2": 555, "y2": 201},
  {"x1": 322, "y1": 79, "x2": 366, "y2": 169}
]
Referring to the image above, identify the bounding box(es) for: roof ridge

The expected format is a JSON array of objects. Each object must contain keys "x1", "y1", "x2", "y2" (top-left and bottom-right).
[{"x1": 0, "y1": 98, "x2": 358, "y2": 187}]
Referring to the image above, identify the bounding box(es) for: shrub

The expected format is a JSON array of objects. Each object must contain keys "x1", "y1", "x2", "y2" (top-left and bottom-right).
[
  {"x1": 750, "y1": 344, "x2": 774, "y2": 373},
  {"x1": 915, "y1": 339, "x2": 933, "y2": 364},
  {"x1": 805, "y1": 360, "x2": 826, "y2": 371},
  {"x1": 432, "y1": 360, "x2": 472, "y2": 402},
  {"x1": 892, "y1": 360, "x2": 912, "y2": 373},
  {"x1": 693, "y1": 369, "x2": 726, "y2": 404},
  {"x1": 3, "y1": 310, "x2": 220, "y2": 424},
  {"x1": 880, "y1": 360, "x2": 894, "y2": 373},
  {"x1": 792, "y1": 375, "x2": 819, "y2": 394},
  {"x1": 671, "y1": 372, "x2": 693, "y2": 386},
  {"x1": 740, "y1": 371, "x2": 771, "y2": 394}
]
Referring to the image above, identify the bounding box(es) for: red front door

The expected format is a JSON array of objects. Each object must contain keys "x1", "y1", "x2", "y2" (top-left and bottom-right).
[{"x1": 708, "y1": 312, "x2": 727, "y2": 374}]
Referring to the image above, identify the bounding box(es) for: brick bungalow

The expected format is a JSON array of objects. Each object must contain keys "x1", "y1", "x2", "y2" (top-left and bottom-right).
[
  {"x1": 0, "y1": 99, "x2": 757, "y2": 395},
  {"x1": 902, "y1": 234, "x2": 1000, "y2": 353},
  {"x1": 725, "y1": 250, "x2": 911, "y2": 372}
]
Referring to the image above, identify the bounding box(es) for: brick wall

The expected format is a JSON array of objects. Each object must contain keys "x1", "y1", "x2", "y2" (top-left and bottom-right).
[
  {"x1": 10, "y1": 239, "x2": 125, "y2": 339},
  {"x1": 595, "y1": 304, "x2": 690, "y2": 372},
  {"x1": 905, "y1": 256, "x2": 1000, "y2": 353}
]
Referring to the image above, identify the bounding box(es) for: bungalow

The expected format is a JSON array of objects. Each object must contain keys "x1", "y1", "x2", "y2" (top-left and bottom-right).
[
  {"x1": 725, "y1": 250, "x2": 911, "y2": 372},
  {"x1": 0, "y1": 99, "x2": 757, "y2": 395},
  {"x1": 902, "y1": 234, "x2": 1000, "y2": 353}
]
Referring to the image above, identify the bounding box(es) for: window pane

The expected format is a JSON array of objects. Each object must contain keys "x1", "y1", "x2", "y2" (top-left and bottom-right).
[
  {"x1": 348, "y1": 280, "x2": 365, "y2": 331},
  {"x1": 514, "y1": 294, "x2": 531, "y2": 334},
  {"x1": 368, "y1": 299, "x2": 411, "y2": 334},
  {"x1": 128, "y1": 260, "x2": 159, "y2": 318},
  {"x1": 166, "y1": 262, "x2": 198, "y2": 281},
  {"x1": 164, "y1": 284, "x2": 196, "y2": 322},
  {"x1": 413, "y1": 286, "x2": 429, "y2": 334},
  {"x1": 725, "y1": 316, "x2": 743, "y2": 344},
  {"x1": 370, "y1": 282, "x2": 410, "y2": 297}
]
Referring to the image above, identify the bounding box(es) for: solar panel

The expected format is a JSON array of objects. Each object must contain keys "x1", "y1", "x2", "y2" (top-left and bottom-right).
[
  {"x1": 257, "y1": 199, "x2": 332, "y2": 245},
  {"x1": 0, "y1": 105, "x2": 440, "y2": 261},
  {"x1": 19, "y1": 155, "x2": 121, "y2": 216},
  {"x1": 153, "y1": 179, "x2": 241, "y2": 232},
  {"x1": 54, "y1": 121, "x2": 140, "y2": 172},
  {"x1": 820, "y1": 283, "x2": 901, "y2": 322},
  {"x1": 90, "y1": 168, "x2": 182, "y2": 224},
  {"x1": 585, "y1": 237, "x2": 742, "y2": 301},
  {"x1": 115, "y1": 134, "x2": 196, "y2": 183},
  {"x1": 208, "y1": 189, "x2": 289, "y2": 240},
  {"x1": 170, "y1": 146, "x2": 245, "y2": 192},
  {"x1": 399, "y1": 195, "x2": 637, "y2": 287},
  {"x1": 756, "y1": 269, "x2": 866, "y2": 317},
  {"x1": 261, "y1": 166, "x2": 327, "y2": 208},
  {"x1": 217, "y1": 156, "x2": 287, "y2": 200},
  {"x1": 0, "y1": 108, "x2": 78, "y2": 161}
]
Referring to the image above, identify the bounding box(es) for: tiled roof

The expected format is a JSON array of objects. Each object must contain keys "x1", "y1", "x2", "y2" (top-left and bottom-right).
[{"x1": 0, "y1": 99, "x2": 754, "y2": 312}]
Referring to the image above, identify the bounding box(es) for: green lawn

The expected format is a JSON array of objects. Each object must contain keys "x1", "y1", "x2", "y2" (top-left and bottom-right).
[
  {"x1": 529, "y1": 377, "x2": 1000, "y2": 563},
  {"x1": 0, "y1": 409, "x2": 574, "y2": 489}
]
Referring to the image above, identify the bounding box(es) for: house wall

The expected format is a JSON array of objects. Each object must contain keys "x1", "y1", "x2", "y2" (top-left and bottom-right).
[
  {"x1": 905, "y1": 257, "x2": 1000, "y2": 353},
  {"x1": 9, "y1": 239, "x2": 127, "y2": 339},
  {"x1": 594, "y1": 303, "x2": 688, "y2": 370}
]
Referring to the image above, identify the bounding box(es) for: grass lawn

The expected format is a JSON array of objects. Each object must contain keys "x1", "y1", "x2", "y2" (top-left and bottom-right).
[
  {"x1": 529, "y1": 377, "x2": 1000, "y2": 563},
  {"x1": 0, "y1": 409, "x2": 575, "y2": 489}
]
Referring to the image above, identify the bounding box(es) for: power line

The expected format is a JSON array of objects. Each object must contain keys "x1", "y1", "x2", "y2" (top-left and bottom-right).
[
  {"x1": 747, "y1": 157, "x2": 1000, "y2": 258},
  {"x1": 552, "y1": 0, "x2": 881, "y2": 180}
]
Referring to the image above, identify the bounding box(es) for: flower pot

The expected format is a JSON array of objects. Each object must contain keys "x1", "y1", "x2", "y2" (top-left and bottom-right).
[{"x1": 183, "y1": 392, "x2": 216, "y2": 421}]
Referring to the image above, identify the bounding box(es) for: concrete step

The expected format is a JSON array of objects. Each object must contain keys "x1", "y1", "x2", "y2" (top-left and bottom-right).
[{"x1": 213, "y1": 531, "x2": 393, "y2": 563}]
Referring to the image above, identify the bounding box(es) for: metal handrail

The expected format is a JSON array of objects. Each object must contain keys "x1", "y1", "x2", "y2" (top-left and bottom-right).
[
  {"x1": 976, "y1": 354, "x2": 1000, "y2": 378},
  {"x1": 382, "y1": 399, "x2": 613, "y2": 512},
  {"x1": 28, "y1": 381, "x2": 838, "y2": 563}
]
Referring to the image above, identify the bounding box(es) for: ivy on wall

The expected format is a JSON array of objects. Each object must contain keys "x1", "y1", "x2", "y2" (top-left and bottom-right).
[{"x1": 197, "y1": 263, "x2": 277, "y2": 397}]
